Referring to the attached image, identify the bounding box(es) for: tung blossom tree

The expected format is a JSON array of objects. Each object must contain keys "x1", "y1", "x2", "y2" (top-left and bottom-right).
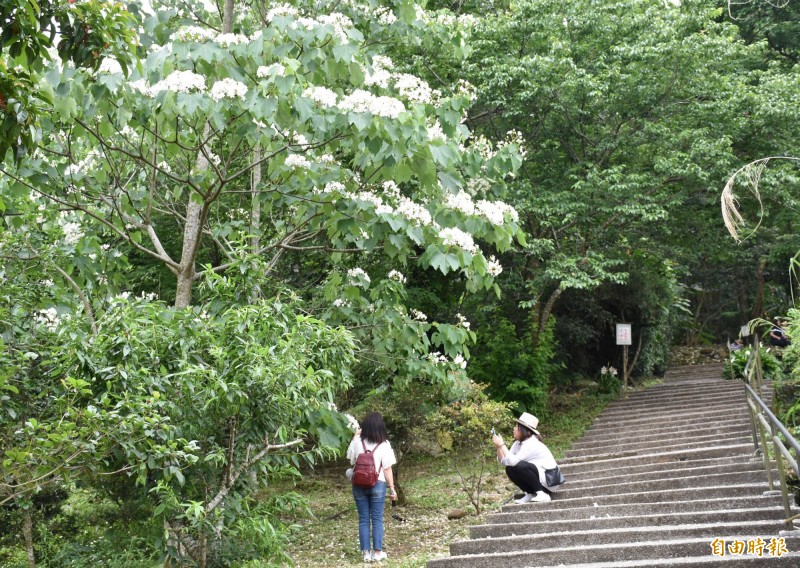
[{"x1": 0, "y1": 0, "x2": 524, "y2": 563}]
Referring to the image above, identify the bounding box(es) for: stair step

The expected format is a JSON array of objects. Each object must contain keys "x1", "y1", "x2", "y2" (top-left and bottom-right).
[
  {"x1": 471, "y1": 507, "x2": 791, "y2": 538},
  {"x1": 573, "y1": 419, "x2": 751, "y2": 447},
  {"x1": 452, "y1": 520, "x2": 790, "y2": 555},
  {"x1": 427, "y1": 534, "x2": 800, "y2": 567},
  {"x1": 560, "y1": 443, "x2": 755, "y2": 468},
  {"x1": 485, "y1": 496, "x2": 786, "y2": 524}
]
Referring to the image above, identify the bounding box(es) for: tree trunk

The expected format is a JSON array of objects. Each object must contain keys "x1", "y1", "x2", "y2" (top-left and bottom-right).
[
  {"x1": 175, "y1": 199, "x2": 202, "y2": 309},
  {"x1": 250, "y1": 146, "x2": 261, "y2": 254},
  {"x1": 23, "y1": 508, "x2": 35, "y2": 568},
  {"x1": 751, "y1": 257, "x2": 766, "y2": 320},
  {"x1": 531, "y1": 286, "x2": 563, "y2": 350}
]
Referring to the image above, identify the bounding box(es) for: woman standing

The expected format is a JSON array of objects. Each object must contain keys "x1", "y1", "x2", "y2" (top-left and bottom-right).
[
  {"x1": 347, "y1": 412, "x2": 398, "y2": 563},
  {"x1": 492, "y1": 412, "x2": 560, "y2": 503}
]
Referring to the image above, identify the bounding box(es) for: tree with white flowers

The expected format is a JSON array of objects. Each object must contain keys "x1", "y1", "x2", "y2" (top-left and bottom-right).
[{"x1": 0, "y1": 0, "x2": 523, "y2": 563}]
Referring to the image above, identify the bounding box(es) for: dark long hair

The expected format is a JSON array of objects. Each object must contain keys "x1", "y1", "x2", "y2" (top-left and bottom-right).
[{"x1": 361, "y1": 412, "x2": 389, "y2": 444}]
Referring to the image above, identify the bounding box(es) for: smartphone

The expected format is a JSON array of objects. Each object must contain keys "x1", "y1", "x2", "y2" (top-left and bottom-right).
[{"x1": 491, "y1": 428, "x2": 497, "y2": 436}]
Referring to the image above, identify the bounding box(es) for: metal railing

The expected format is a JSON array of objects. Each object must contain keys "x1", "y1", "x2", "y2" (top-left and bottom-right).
[{"x1": 741, "y1": 341, "x2": 800, "y2": 528}]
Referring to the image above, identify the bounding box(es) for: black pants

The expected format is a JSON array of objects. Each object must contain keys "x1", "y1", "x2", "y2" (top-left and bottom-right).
[{"x1": 506, "y1": 462, "x2": 550, "y2": 495}]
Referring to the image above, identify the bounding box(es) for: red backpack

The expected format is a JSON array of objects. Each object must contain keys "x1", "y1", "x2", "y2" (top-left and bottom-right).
[{"x1": 352, "y1": 440, "x2": 382, "y2": 488}]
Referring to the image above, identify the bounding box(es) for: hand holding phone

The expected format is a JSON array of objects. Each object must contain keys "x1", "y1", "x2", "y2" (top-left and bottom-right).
[{"x1": 491, "y1": 427, "x2": 497, "y2": 437}]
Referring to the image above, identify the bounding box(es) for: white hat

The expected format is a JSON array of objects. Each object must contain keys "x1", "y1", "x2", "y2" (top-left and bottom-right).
[{"x1": 515, "y1": 412, "x2": 540, "y2": 435}]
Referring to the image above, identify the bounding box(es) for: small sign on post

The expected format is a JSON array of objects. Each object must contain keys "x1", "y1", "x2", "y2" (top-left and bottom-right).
[
  {"x1": 616, "y1": 324, "x2": 632, "y2": 346},
  {"x1": 616, "y1": 323, "x2": 632, "y2": 389}
]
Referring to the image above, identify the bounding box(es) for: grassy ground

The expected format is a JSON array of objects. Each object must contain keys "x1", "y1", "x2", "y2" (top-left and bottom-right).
[{"x1": 280, "y1": 389, "x2": 624, "y2": 567}]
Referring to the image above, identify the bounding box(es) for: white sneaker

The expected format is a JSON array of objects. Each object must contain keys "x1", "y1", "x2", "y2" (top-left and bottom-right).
[
  {"x1": 372, "y1": 551, "x2": 388, "y2": 562},
  {"x1": 530, "y1": 491, "x2": 551, "y2": 502},
  {"x1": 515, "y1": 493, "x2": 534, "y2": 504},
  {"x1": 362, "y1": 550, "x2": 373, "y2": 562}
]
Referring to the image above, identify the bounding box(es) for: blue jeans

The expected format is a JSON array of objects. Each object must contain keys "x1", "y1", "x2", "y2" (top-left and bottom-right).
[{"x1": 352, "y1": 480, "x2": 386, "y2": 551}]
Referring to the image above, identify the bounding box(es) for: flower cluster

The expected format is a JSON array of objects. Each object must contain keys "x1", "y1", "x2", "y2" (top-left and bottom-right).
[
  {"x1": 486, "y1": 255, "x2": 503, "y2": 277},
  {"x1": 410, "y1": 309, "x2": 428, "y2": 321},
  {"x1": 387, "y1": 270, "x2": 407, "y2": 284},
  {"x1": 131, "y1": 70, "x2": 206, "y2": 97},
  {"x1": 98, "y1": 58, "x2": 122, "y2": 75},
  {"x1": 303, "y1": 85, "x2": 338, "y2": 108},
  {"x1": 498, "y1": 129, "x2": 528, "y2": 158},
  {"x1": 284, "y1": 154, "x2": 311, "y2": 169},
  {"x1": 453, "y1": 354, "x2": 467, "y2": 369},
  {"x1": 266, "y1": 3, "x2": 299, "y2": 20},
  {"x1": 339, "y1": 90, "x2": 406, "y2": 119},
  {"x1": 209, "y1": 78, "x2": 248, "y2": 101},
  {"x1": 35, "y1": 308, "x2": 60, "y2": 332},
  {"x1": 455, "y1": 79, "x2": 477, "y2": 102},
  {"x1": 316, "y1": 13, "x2": 353, "y2": 43},
  {"x1": 393, "y1": 73, "x2": 438, "y2": 105},
  {"x1": 427, "y1": 352, "x2": 448, "y2": 366},
  {"x1": 61, "y1": 221, "x2": 83, "y2": 246},
  {"x1": 395, "y1": 196, "x2": 432, "y2": 226},
  {"x1": 444, "y1": 191, "x2": 475, "y2": 216},
  {"x1": 215, "y1": 33, "x2": 249, "y2": 47},
  {"x1": 364, "y1": 55, "x2": 394, "y2": 88},
  {"x1": 456, "y1": 313, "x2": 471, "y2": 330},
  {"x1": 175, "y1": 26, "x2": 216, "y2": 43},
  {"x1": 475, "y1": 200, "x2": 520, "y2": 225},
  {"x1": 347, "y1": 267, "x2": 371, "y2": 285},
  {"x1": 600, "y1": 366, "x2": 618, "y2": 376},
  {"x1": 344, "y1": 413, "x2": 360, "y2": 431},
  {"x1": 427, "y1": 121, "x2": 446, "y2": 142},
  {"x1": 333, "y1": 298, "x2": 350, "y2": 308},
  {"x1": 257, "y1": 63, "x2": 286, "y2": 78},
  {"x1": 439, "y1": 227, "x2": 478, "y2": 254}
]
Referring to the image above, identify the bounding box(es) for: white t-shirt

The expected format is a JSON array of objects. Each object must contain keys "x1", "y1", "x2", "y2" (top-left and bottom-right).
[{"x1": 347, "y1": 436, "x2": 397, "y2": 482}]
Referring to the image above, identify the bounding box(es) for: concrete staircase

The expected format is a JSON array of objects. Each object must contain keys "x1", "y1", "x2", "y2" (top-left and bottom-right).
[{"x1": 427, "y1": 365, "x2": 800, "y2": 567}]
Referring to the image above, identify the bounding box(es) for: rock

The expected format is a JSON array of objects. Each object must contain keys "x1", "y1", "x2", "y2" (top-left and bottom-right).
[{"x1": 447, "y1": 509, "x2": 469, "y2": 520}]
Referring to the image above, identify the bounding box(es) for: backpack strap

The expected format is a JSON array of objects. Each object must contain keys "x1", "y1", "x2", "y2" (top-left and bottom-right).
[{"x1": 362, "y1": 440, "x2": 383, "y2": 475}]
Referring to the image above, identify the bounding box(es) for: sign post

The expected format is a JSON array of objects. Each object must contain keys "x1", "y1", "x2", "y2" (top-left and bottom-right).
[{"x1": 616, "y1": 323, "x2": 632, "y2": 389}]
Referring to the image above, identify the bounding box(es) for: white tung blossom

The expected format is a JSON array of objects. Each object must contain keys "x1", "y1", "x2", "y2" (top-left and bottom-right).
[
  {"x1": 456, "y1": 313, "x2": 471, "y2": 330},
  {"x1": 303, "y1": 85, "x2": 338, "y2": 108},
  {"x1": 344, "y1": 413, "x2": 360, "y2": 431},
  {"x1": 138, "y1": 70, "x2": 207, "y2": 97},
  {"x1": 98, "y1": 58, "x2": 122, "y2": 75},
  {"x1": 475, "y1": 200, "x2": 519, "y2": 225},
  {"x1": 284, "y1": 154, "x2": 311, "y2": 168},
  {"x1": 410, "y1": 309, "x2": 428, "y2": 321},
  {"x1": 316, "y1": 13, "x2": 353, "y2": 43},
  {"x1": 209, "y1": 78, "x2": 248, "y2": 101},
  {"x1": 427, "y1": 121, "x2": 446, "y2": 142},
  {"x1": 486, "y1": 255, "x2": 503, "y2": 277},
  {"x1": 215, "y1": 33, "x2": 249, "y2": 47},
  {"x1": 339, "y1": 90, "x2": 406, "y2": 119},
  {"x1": 395, "y1": 197, "x2": 431, "y2": 226},
  {"x1": 439, "y1": 227, "x2": 478, "y2": 253},
  {"x1": 333, "y1": 298, "x2": 350, "y2": 308},
  {"x1": 266, "y1": 3, "x2": 299, "y2": 20},
  {"x1": 453, "y1": 354, "x2": 467, "y2": 369},
  {"x1": 175, "y1": 26, "x2": 216, "y2": 43},
  {"x1": 61, "y1": 221, "x2": 83, "y2": 245},
  {"x1": 257, "y1": 63, "x2": 286, "y2": 78},
  {"x1": 387, "y1": 270, "x2": 407, "y2": 284},
  {"x1": 445, "y1": 191, "x2": 475, "y2": 216},
  {"x1": 347, "y1": 267, "x2": 371, "y2": 285},
  {"x1": 393, "y1": 74, "x2": 435, "y2": 104},
  {"x1": 34, "y1": 308, "x2": 60, "y2": 332}
]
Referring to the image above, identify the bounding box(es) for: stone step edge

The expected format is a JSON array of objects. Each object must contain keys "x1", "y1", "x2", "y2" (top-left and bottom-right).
[
  {"x1": 457, "y1": 519, "x2": 789, "y2": 546},
  {"x1": 560, "y1": 442, "x2": 754, "y2": 466},
  {"x1": 590, "y1": 408, "x2": 750, "y2": 427},
  {"x1": 532, "y1": 552, "x2": 800, "y2": 568},
  {"x1": 501, "y1": 483, "x2": 773, "y2": 511},
  {"x1": 564, "y1": 465, "x2": 775, "y2": 491},
  {"x1": 428, "y1": 534, "x2": 800, "y2": 566},
  {"x1": 486, "y1": 495, "x2": 785, "y2": 522},
  {"x1": 471, "y1": 507, "x2": 792, "y2": 532},
  {"x1": 563, "y1": 437, "x2": 754, "y2": 463},
  {"x1": 565, "y1": 434, "x2": 754, "y2": 457}
]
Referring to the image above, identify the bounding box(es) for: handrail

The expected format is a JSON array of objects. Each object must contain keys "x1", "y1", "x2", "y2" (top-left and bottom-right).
[{"x1": 741, "y1": 339, "x2": 799, "y2": 528}]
